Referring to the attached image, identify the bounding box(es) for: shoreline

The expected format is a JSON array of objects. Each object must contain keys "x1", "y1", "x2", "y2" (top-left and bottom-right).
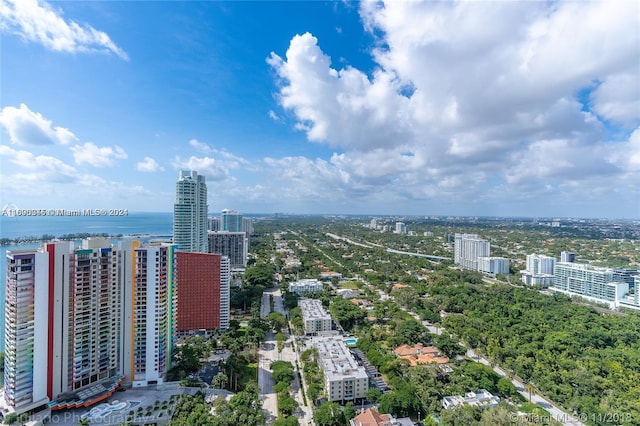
[{"x1": 0, "y1": 233, "x2": 173, "y2": 247}]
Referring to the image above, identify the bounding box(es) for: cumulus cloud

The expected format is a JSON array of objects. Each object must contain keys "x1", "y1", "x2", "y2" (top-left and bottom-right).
[
  {"x1": 0, "y1": 104, "x2": 78, "y2": 145},
  {"x1": 189, "y1": 138, "x2": 213, "y2": 153},
  {"x1": 267, "y1": 0, "x2": 639, "y2": 213},
  {"x1": 136, "y1": 157, "x2": 164, "y2": 172},
  {"x1": 0, "y1": 145, "x2": 77, "y2": 182},
  {"x1": 172, "y1": 156, "x2": 231, "y2": 181},
  {"x1": 70, "y1": 142, "x2": 127, "y2": 167},
  {"x1": 0, "y1": 0, "x2": 128, "y2": 60}
]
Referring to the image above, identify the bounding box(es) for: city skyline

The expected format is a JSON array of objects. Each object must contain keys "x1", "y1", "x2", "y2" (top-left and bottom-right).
[{"x1": 1, "y1": 1, "x2": 639, "y2": 219}]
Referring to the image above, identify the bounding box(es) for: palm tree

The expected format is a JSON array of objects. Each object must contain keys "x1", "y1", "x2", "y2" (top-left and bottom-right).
[
  {"x1": 212, "y1": 372, "x2": 229, "y2": 389},
  {"x1": 525, "y1": 383, "x2": 534, "y2": 402}
]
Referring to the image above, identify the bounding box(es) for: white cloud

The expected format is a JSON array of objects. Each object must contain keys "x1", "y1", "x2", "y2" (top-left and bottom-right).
[
  {"x1": 136, "y1": 157, "x2": 164, "y2": 172},
  {"x1": 172, "y1": 156, "x2": 231, "y2": 181},
  {"x1": 590, "y1": 74, "x2": 640, "y2": 126},
  {"x1": 189, "y1": 138, "x2": 213, "y2": 153},
  {"x1": 70, "y1": 142, "x2": 127, "y2": 167},
  {"x1": 266, "y1": 0, "x2": 639, "y2": 215},
  {"x1": 0, "y1": 104, "x2": 78, "y2": 145},
  {"x1": 268, "y1": 110, "x2": 280, "y2": 121},
  {"x1": 0, "y1": 0, "x2": 128, "y2": 60},
  {"x1": 0, "y1": 145, "x2": 77, "y2": 181}
]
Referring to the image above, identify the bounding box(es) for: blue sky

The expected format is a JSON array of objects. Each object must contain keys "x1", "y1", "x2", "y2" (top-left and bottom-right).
[{"x1": 1, "y1": 0, "x2": 638, "y2": 219}]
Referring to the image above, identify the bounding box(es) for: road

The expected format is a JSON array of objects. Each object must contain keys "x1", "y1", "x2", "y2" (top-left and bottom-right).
[
  {"x1": 404, "y1": 310, "x2": 586, "y2": 426},
  {"x1": 259, "y1": 287, "x2": 314, "y2": 425}
]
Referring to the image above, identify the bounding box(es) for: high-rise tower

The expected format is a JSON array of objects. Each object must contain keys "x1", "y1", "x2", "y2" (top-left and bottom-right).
[
  {"x1": 220, "y1": 208, "x2": 242, "y2": 232},
  {"x1": 454, "y1": 233, "x2": 490, "y2": 271},
  {"x1": 173, "y1": 171, "x2": 208, "y2": 253},
  {"x1": 2, "y1": 239, "x2": 177, "y2": 416}
]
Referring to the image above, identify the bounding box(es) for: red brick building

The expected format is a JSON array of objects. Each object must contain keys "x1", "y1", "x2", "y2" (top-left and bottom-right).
[{"x1": 176, "y1": 252, "x2": 230, "y2": 332}]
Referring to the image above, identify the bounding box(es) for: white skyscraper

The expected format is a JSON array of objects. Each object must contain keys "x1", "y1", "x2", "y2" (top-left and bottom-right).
[
  {"x1": 526, "y1": 254, "x2": 556, "y2": 275},
  {"x1": 173, "y1": 170, "x2": 208, "y2": 253},
  {"x1": 521, "y1": 254, "x2": 556, "y2": 286},
  {"x1": 454, "y1": 234, "x2": 490, "y2": 271}
]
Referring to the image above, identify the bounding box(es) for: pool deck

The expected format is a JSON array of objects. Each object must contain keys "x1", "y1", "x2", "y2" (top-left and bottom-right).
[{"x1": 44, "y1": 384, "x2": 224, "y2": 425}]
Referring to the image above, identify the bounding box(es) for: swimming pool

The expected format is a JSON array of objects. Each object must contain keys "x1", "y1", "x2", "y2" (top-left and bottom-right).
[{"x1": 345, "y1": 338, "x2": 358, "y2": 345}]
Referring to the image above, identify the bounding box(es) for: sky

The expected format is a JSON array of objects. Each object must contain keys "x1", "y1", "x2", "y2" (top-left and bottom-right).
[{"x1": 0, "y1": 0, "x2": 639, "y2": 219}]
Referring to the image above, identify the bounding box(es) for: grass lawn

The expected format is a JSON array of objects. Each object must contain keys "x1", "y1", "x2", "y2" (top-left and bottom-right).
[{"x1": 339, "y1": 281, "x2": 361, "y2": 290}]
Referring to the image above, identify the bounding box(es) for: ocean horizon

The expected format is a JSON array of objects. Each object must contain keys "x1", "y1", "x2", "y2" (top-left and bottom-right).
[
  {"x1": 1, "y1": 211, "x2": 174, "y2": 241},
  {"x1": 0, "y1": 212, "x2": 178, "y2": 353}
]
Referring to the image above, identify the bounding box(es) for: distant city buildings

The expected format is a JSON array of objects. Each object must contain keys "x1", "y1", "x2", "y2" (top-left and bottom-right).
[
  {"x1": 2, "y1": 239, "x2": 178, "y2": 416},
  {"x1": 207, "y1": 231, "x2": 248, "y2": 269},
  {"x1": 173, "y1": 170, "x2": 208, "y2": 252},
  {"x1": 551, "y1": 262, "x2": 639, "y2": 310},
  {"x1": 521, "y1": 254, "x2": 556, "y2": 286},
  {"x1": 560, "y1": 251, "x2": 576, "y2": 263},
  {"x1": 454, "y1": 234, "x2": 491, "y2": 272},
  {"x1": 288, "y1": 278, "x2": 324, "y2": 295},
  {"x1": 312, "y1": 336, "x2": 368, "y2": 403},
  {"x1": 395, "y1": 222, "x2": 407, "y2": 234},
  {"x1": 176, "y1": 252, "x2": 230, "y2": 333},
  {"x1": 207, "y1": 217, "x2": 220, "y2": 231},
  {"x1": 220, "y1": 208, "x2": 243, "y2": 232},
  {"x1": 299, "y1": 298, "x2": 333, "y2": 336},
  {"x1": 242, "y1": 217, "x2": 254, "y2": 236},
  {"x1": 477, "y1": 257, "x2": 509, "y2": 276}
]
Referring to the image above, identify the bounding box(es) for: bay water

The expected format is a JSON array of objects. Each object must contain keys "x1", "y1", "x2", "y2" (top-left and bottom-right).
[{"x1": 0, "y1": 212, "x2": 174, "y2": 352}]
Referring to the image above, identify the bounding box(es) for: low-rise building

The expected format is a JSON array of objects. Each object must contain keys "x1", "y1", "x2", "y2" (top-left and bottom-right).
[
  {"x1": 320, "y1": 271, "x2": 343, "y2": 280},
  {"x1": 394, "y1": 343, "x2": 449, "y2": 366},
  {"x1": 289, "y1": 278, "x2": 324, "y2": 295},
  {"x1": 350, "y1": 407, "x2": 413, "y2": 426},
  {"x1": 313, "y1": 336, "x2": 368, "y2": 403},
  {"x1": 299, "y1": 298, "x2": 333, "y2": 335},
  {"x1": 337, "y1": 289, "x2": 360, "y2": 299},
  {"x1": 441, "y1": 389, "x2": 499, "y2": 410}
]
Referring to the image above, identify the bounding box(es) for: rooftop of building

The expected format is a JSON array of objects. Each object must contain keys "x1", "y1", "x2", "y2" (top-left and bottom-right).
[
  {"x1": 441, "y1": 389, "x2": 499, "y2": 410},
  {"x1": 313, "y1": 336, "x2": 368, "y2": 381},
  {"x1": 393, "y1": 343, "x2": 449, "y2": 366},
  {"x1": 350, "y1": 408, "x2": 414, "y2": 426},
  {"x1": 299, "y1": 298, "x2": 332, "y2": 320}
]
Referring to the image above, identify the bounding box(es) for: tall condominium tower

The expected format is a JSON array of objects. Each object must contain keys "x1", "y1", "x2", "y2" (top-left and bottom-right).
[
  {"x1": 242, "y1": 217, "x2": 253, "y2": 236},
  {"x1": 220, "y1": 208, "x2": 243, "y2": 232},
  {"x1": 521, "y1": 254, "x2": 556, "y2": 286},
  {"x1": 129, "y1": 243, "x2": 178, "y2": 387},
  {"x1": 526, "y1": 254, "x2": 556, "y2": 275},
  {"x1": 208, "y1": 231, "x2": 248, "y2": 269},
  {"x1": 176, "y1": 252, "x2": 230, "y2": 333},
  {"x1": 174, "y1": 170, "x2": 208, "y2": 252},
  {"x1": 454, "y1": 234, "x2": 490, "y2": 271},
  {"x1": 2, "y1": 239, "x2": 176, "y2": 417}
]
